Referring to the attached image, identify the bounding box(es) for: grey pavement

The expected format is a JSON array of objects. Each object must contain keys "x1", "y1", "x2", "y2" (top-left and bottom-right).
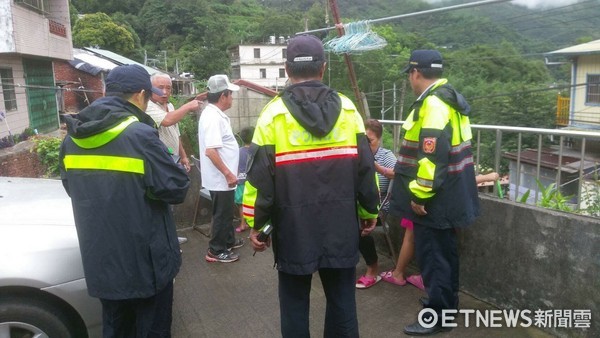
[{"x1": 172, "y1": 226, "x2": 554, "y2": 338}]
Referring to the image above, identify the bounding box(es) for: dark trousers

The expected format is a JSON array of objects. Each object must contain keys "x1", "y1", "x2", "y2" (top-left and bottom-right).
[
  {"x1": 413, "y1": 224, "x2": 459, "y2": 316},
  {"x1": 278, "y1": 268, "x2": 358, "y2": 338},
  {"x1": 209, "y1": 190, "x2": 235, "y2": 254},
  {"x1": 358, "y1": 235, "x2": 378, "y2": 266},
  {"x1": 358, "y1": 217, "x2": 382, "y2": 266},
  {"x1": 100, "y1": 281, "x2": 173, "y2": 338}
]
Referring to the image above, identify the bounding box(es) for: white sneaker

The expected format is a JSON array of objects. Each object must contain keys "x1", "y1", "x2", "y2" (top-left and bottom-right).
[{"x1": 178, "y1": 237, "x2": 188, "y2": 244}]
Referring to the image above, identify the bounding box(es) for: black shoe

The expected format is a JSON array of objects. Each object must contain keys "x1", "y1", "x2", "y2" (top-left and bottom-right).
[
  {"x1": 227, "y1": 238, "x2": 245, "y2": 251},
  {"x1": 419, "y1": 297, "x2": 429, "y2": 307},
  {"x1": 205, "y1": 249, "x2": 239, "y2": 263},
  {"x1": 403, "y1": 321, "x2": 452, "y2": 336}
]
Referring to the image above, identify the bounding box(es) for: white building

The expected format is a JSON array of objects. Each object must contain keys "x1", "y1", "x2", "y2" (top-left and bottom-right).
[
  {"x1": 230, "y1": 36, "x2": 288, "y2": 90},
  {"x1": 0, "y1": 0, "x2": 72, "y2": 139}
]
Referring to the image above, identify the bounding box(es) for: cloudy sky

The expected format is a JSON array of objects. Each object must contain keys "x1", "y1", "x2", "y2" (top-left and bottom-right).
[{"x1": 424, "y1": 0, "x2": 582, "y2": 9}]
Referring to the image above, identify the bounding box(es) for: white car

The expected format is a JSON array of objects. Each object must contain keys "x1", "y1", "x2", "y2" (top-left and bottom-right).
[{"x1": 0, "y1": 177, "x2": 101, "y2": 338}]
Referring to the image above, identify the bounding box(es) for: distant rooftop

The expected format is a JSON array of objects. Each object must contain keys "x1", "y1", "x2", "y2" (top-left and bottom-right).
[
  {"x1": 545, "y1": 39, "x2": 600, "y2": 57},
  {"x1": 83, "y1": 47, "x2": 162, "y2": 75}
]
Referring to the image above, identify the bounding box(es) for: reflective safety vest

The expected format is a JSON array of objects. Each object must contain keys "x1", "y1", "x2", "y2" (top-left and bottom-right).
[
  {"x1": 242, "y1": 92, "x2": 380, "y2": 274},
  {"x1": 391, "y1": 79, "x2": 480, "y2": 228},
  {"x1": 63, "y1": 116, "x2": 145, "y2": 174}
]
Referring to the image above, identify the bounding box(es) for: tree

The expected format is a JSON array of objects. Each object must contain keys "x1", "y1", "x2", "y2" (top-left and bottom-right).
[{"x1": 72, "y1": 13, "x2": 135, "y2": 55}]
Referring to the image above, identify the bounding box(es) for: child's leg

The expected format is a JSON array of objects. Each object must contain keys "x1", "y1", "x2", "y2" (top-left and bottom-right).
[{"x1": 393, "y1": 227, "x2": 414, "y2": 281}]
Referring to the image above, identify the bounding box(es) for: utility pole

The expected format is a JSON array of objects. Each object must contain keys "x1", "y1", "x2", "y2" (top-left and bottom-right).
[
  {"x1": 329, "y1": 0, "x2": 365, "y2": 118},
  {"x1": 394, "y1": 80, "x2": 407, "y2": 154}
]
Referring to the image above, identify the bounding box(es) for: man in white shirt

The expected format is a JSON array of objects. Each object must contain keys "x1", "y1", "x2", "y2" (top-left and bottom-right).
[
  {"x1": 198, "y1": 74, "x2": 243, "y2": 263},
  {"x1": 147, "y1": 73, "x2": 201, "y2": 244}
]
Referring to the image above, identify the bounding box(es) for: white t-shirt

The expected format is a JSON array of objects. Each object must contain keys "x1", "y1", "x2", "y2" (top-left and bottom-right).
[
  {"x1": 146, "y1": 101, "x2": 181, "y2": 156},
  {"x1": 198, "y1": 104, "x2": 239, "y2": 191}
]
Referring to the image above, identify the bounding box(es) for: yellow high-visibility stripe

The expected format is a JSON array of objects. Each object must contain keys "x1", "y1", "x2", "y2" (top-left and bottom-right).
[
  {"x1": 63, "y1": 155, "x2": 145, "y2": 174},
  {"x1": 71, "y1": 116, "x2": 139, "y2": 149}
]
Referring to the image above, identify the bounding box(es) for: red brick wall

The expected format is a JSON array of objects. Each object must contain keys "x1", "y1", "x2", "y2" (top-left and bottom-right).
[{"x1": 54, "y1": 62, "x2": 104, "y2": 113}]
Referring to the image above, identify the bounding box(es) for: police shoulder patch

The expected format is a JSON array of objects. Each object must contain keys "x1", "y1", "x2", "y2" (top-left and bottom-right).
[{"x1": 423, "y1": 137, "x2": 436, "y2": 154}]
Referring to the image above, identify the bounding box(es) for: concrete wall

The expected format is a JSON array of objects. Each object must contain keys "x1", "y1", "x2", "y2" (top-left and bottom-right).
[
  {"x1": 228, "y1": 87, "x2": 273, "y2": 133},
  {"x1": 459, "y1": 196, "x2": 599, "y2": 337}
]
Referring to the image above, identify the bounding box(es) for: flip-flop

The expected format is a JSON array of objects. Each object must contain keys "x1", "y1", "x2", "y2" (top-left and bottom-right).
[
  {"x1": 355, "y1": 275, "x2": 382, "y2": 289},
  {"x1": 406, "y1": 274, "x2": 425, "y2": 291},
  {"x1": 235, "y1": 226, "x2": 248, "y2": 233},
  {"x1": 379, "y1": 270, "x2": 407, "y2": 286}
]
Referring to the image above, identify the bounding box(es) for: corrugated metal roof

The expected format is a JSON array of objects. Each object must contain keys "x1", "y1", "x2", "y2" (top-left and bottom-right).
[
  {"x1": 545, "y1": 39, "x2": 600, "y2": 56},
  {"x1": 83, "y1": 47, "x2": 162, "y2": 75},
  {"x1": 72, "y1": 48, "x2": 117, "y2": 71}
]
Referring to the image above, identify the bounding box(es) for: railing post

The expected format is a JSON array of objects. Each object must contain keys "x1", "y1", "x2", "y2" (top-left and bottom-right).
[
  {"x1": 515, "y1": 133, "x2": 522, "y2": 201},
  {"x1": 535, "y1": 135, "x2": 543, "y2": 205},
  {"x1": 494, "y1": 129, "x2": 502, "y2": 175},
  {"x1": 557, "y1": 136, "x2": 564, "y2": 190},
  {"x1": 476, "y1": 130, "x2": 481, "y2": 174},
  {"x1": 577, "y1": 138, "x2": 586, "y2": 210}
]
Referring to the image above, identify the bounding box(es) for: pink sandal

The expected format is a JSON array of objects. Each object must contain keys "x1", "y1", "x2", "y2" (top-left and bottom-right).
[
  {"x1": 379, "y1": 270, "x2": 407, "y2": 286},
  {"x1": 406, "y1": 274, "x2": 425, "y2": 291},
  {"x1": 355, "y1": 275, "x2": 382, "y2": 289},
  {"x1": 235, "y1": 226, "x2": 248, "y2": 233}
]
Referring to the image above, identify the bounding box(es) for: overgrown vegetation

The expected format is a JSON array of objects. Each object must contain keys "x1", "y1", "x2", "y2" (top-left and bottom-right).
[
  {"x1": 31, "y1": 136, "x2": 62, "y2": 178},
  {"x1": 580, "y1": 166, "x2": 600, "y2": 217},
  {"x1": 535, "y1": 179, "x2": 574, "y2": 212}
]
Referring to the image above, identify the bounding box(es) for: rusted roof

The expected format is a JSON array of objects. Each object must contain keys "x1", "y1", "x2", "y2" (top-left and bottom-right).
[{"x1": 503, "y1": 148, "x2": 596, "y2": 174}]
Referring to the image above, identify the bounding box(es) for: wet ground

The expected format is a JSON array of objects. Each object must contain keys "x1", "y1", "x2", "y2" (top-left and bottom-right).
[{"x1": 171, "y1": 225, "x2": 554, "y2": 338}]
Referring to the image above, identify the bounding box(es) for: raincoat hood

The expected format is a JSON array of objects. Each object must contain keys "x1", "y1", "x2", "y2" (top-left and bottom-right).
[
  {"x1": 280, "y1": 80, "x2": 341, "y2": 138},
  {"x1": 62, "y1": 96, "x2": 156, "y2": 138}
]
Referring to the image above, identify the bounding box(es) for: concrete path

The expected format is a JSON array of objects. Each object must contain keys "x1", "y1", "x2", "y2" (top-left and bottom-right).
[{"x1": 172, "y1": 227, "x2": 554, "y2": 338}]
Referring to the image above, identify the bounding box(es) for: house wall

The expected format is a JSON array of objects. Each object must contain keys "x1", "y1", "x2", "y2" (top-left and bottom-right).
[
  {"x1": 239, "y1": 65, "x2": 286, "y2": 89},
  {"x1": 0, "y1": 56, "x2": 30, "y2": 139},
  {"x1": 572, "y1": 55, "x2": 600, "y2": 128},
  {"x1": 11, "y1": 1, "x2": 71, "y2": 60},
  {"x1": 233, "y1": 44, "x2": 287, "y2": 88},
  {"x1": 53, "y1": 61, "x2": 104, "y2": 113},
  {"x1": 0, "y1": 1, "x2": 16, "y2": 52}
]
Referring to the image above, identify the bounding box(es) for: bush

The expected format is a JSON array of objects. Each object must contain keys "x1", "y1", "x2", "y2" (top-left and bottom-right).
[{"x1": 31, "y1": 136, "x2": 62, "y2": 178}]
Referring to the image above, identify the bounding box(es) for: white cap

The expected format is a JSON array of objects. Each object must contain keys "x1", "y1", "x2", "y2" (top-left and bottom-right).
[{"x1": 207, "y1": 74, "x2": 240, "y2": 93}]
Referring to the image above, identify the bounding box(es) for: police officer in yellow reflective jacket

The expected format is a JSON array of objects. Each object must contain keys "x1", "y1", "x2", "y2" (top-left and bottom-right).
[
  {"x1": 389, "y1": 50, "x2": 480, "y2": 336},
  {"x1": 59, "y1": 64, "x2": 190, "y2": 337},
  {"x1": 243, "y1": 35, "x2": 379, "y2": 337}
]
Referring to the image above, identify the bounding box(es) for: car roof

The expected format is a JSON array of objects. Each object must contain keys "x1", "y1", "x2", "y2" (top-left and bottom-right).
[{"x1": 0, "y1": 177, "x2": 74, "y2": 226}]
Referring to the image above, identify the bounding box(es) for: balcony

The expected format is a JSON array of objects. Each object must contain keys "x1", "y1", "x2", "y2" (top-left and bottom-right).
[{"x1": 556, "y1": 94, "x2": 570, "y2": 127}]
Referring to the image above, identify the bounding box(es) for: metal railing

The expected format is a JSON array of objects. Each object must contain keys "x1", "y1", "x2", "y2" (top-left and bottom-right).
[{"x1": 380, "y1": 120, "x2": 600, "y2": 212}]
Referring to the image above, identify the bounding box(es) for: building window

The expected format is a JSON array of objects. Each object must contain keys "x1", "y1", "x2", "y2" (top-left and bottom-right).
[
  {"x1": 260, "y1": 69, "x2": 266, "y2": 79},
  {"x1": 14, "y1": 0, "x2": 50, "y2": 14},
  {"x1": 254, "y1": 48, "x2": 261, "y2": 59},
  {"x1": 279, "y1": 68, "x2": 286, "y2": 78},
  {"x1": 282, "y1": 48, "x2": 287, "y2": 59},
  {"x1": 0, "y1": 69, "x2": 18, "y2": 111},
  {"x1": 586, "y1": 74, "x2": 600, "y2": 104}
]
